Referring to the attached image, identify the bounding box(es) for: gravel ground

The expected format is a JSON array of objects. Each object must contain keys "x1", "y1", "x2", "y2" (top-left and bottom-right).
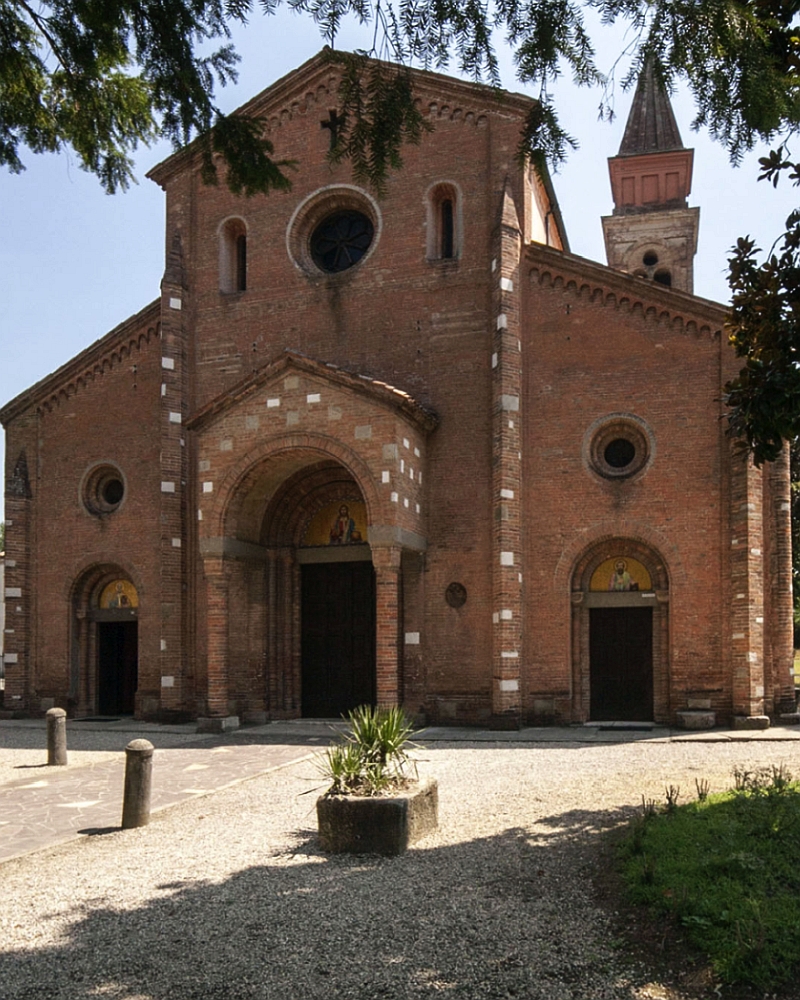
[{"x1": 2, "y1": 738, "x2": 799, "y2": 1000}]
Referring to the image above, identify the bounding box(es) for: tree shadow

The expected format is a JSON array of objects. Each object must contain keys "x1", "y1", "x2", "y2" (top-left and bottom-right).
[{"x1": 2, "y1": 803, "x2": 693, "y2": 1000}]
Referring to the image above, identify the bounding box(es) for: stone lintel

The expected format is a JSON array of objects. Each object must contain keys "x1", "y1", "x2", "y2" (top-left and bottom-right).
[{"x1": 368, "y1": 525, "x2": 427, "y2": 552}]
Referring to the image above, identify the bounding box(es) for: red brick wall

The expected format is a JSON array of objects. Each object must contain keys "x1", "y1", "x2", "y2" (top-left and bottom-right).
[{"x1": 3, "y1": 309, "x2": 163, "y2": 713}]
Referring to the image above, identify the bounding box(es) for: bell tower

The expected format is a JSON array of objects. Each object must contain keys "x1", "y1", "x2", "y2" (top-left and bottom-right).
[{"x1": 602, "y1": 59, "x2": 700, "y2": 293}]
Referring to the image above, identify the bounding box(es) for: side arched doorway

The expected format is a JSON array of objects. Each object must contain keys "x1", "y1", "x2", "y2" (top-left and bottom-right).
[
  {"x1": 571, "y1": 541, "x2": 670, "y2": 723},
  {"x1": 71, "y1": 568, "x2": 139, "y2": 716}
]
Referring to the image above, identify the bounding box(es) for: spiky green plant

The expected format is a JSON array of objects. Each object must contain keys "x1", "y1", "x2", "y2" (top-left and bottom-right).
[{"x1": 319, "y1": 705, "x2": 418, "y2": 796}]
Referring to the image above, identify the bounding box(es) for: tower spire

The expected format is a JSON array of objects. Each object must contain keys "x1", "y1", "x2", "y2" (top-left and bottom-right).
[
  {"x1": 601, "y1": 57, "x2": 700, "y2": 293},
  {"x1": 618, "y1": 56, "x2": 684, "y2": 156}
]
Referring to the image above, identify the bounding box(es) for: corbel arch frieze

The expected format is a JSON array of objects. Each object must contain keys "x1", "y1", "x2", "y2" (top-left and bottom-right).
[{"x1": 528, "y1": 265, "x2": 721, "y2": 340}]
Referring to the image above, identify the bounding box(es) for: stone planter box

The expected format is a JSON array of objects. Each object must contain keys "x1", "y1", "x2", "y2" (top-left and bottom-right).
[{"x1": 317, "y1": 778, "x2": 438, "y2": 856}]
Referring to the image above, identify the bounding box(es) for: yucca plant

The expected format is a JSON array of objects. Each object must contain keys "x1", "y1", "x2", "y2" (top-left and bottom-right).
[{"x1": 319, "y1": 704, "x2": 418, "y2": 796}]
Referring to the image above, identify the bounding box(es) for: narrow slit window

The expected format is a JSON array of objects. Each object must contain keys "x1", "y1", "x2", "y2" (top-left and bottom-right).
[
  {"x1": 235, "y1": 233, "x2": 247, "y2": 291},
  {"x1": 219, "y1": 218, "x2": 248, "y2": 293},
  {"x1": 440, "y1": 199, "x2": 454, "y2": 259},
  {"x1": 427, "y1": 183, "x2": 460, "y2": 262}
]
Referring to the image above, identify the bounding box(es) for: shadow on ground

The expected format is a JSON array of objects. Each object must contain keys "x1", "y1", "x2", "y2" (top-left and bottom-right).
[{"x1": 1, "y1": 800, "x2": 703, "y2": 1000}]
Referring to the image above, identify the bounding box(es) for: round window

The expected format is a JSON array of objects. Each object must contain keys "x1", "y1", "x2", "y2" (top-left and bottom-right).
[
  {"x1": 310, "y1": 211, "x2": 374, "y2": 273},
  {"x1": 286, "y1": 185, "x2": 381, "y2": 278},
  {"x1": 83, "y1": 465, "x2": 126, "y2": 515},
  {"x1": 603, "y1": 438, "x2": 636, "y2": 469},
  {"x1": 585, "y1": 416, "x2": 653, "y2": 481}
]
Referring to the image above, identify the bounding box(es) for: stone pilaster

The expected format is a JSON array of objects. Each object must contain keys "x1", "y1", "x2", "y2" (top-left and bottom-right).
[
  {"x1": 158, "y1": 233, "x2": 189, "y2": 717},
  {"x1": 490, "y1": 181, "x2": 523, "y2": 726},
  {"x1": 373, "y1": 545, "x2": 402, "y2": 707},
  {"x1": 3, "y1": 450, "x2": 32, "y2": 713},
  {"x1": 729, "y1": 447, "x2": 767, "y2": 724},
  {"x1": 766, "y1": 448, "x2": 795, "y2": 714}
]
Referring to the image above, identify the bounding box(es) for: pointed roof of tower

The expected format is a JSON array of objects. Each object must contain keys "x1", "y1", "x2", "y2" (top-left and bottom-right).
[{"x1": 618, "y1": 57, "x2": 684, "y2": 156}]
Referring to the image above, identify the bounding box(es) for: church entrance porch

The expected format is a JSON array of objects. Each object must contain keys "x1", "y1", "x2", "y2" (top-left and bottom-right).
[
  {"x1": 301, "y1": 561, "x2": 376, "y2": 717},
  {"x1": 589, "y1": 606, "x2": 653, "y2": 721},
  {"x1": 97, "y1": 621, "x2": 138, "y2": 715}
]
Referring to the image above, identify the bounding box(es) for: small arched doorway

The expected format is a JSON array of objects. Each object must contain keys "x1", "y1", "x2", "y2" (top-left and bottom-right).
[
  {"x1": 72, "y1": 568, "x2": 139, "y2": 716},
  {"x1": 572, "y1": 541, "x2": 669, "y2": 722}
]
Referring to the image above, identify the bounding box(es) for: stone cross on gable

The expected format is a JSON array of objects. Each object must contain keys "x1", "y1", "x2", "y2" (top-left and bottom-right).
[{"x1": 321, "y1": 109, "x2": 344, "y2": 150}]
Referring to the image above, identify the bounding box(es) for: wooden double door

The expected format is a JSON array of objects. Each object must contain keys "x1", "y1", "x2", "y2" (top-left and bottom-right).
[
  {"x1": 301, "y1": 561, "x2": 376, "y2": 717},
  {"x1": 590, "y1": 607, "x2": 653, "y2": 721}
]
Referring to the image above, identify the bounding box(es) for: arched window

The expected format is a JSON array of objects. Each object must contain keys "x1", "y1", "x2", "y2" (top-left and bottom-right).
[
  {"x1": 426, "y1": 182, "x2": 461, "y2": 261},
  {"x1": 219, "y1": 218, "x2": 248, "y2": 293}
]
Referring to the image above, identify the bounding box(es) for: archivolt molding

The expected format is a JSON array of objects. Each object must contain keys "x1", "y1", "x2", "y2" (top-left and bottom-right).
[
  {"x1": 528, "y1": 263, "x2": 725, "y2": 340},
  {"x1": 66, "y1": 556, "x2": 146, "y2": 606},
  {"x1": 205, "y1": 432, "x2": 383, "y2": 542},
  {"x1": 554, "y1": 519, "x2": 687, "y2": 596}
]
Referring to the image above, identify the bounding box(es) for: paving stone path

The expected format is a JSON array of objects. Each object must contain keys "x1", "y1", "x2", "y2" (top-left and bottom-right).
[{"x1": 2, "y1": 717, "x2": 799, "y2": 864}]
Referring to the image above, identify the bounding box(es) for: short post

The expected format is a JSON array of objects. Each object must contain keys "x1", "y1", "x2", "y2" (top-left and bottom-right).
[
  {"x1": 121, "y1": 739, "x2": 154, "y2": 830},
  {"x1": 46, "y1": 707, "x2": 68, "y2": 766}
]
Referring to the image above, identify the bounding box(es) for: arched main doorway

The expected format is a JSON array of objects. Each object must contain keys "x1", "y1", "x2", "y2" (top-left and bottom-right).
[
  {"x1": 71, "y1": 567, "x2": 139, "y2": 716},
  {"x1": 571, "y1": 541, "x2": 669, "y2": 723},
  {"x1": 217, "y1": 454, "x2": 378, "y2": 719}
]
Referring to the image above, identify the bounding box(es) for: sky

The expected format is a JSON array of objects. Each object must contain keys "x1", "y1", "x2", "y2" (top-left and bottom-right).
[{"x1": 1, "y1": 9, "x2": 798, "y2": 519}]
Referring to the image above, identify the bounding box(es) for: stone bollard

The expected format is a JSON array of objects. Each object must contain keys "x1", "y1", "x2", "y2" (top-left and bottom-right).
[
  {"x1": 121, "y1": 739, "x2": 154, "y2": 830},
  {"x1": 46, "y1": 707, "x2": 68, "y2": 766}
]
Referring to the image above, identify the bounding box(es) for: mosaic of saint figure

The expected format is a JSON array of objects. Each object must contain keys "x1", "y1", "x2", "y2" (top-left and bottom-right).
[
  {"x1": 329, "y1": 503, "x2": 362, "y2": 544},
  {"x1": 608, "y1": 558, "x2": 638, "y2": 591}
]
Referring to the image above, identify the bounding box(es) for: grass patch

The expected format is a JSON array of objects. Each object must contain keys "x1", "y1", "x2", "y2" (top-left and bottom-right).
[{"x1": 619, "y1": 767, "x2": 800, "y2": 989}]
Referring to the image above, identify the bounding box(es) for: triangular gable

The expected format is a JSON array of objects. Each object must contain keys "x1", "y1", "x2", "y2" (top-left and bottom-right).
[
  {"x1": 148, "y1": 49, "x2": 539, "y2": 189},
  {"x1": 186, "y1": 350, "x2": 438, "y2": 433}
]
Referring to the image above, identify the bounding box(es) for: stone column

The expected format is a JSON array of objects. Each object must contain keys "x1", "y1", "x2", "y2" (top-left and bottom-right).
[
  {"x1": 372, "y1": 545, "x2": 402, "y2": 708},
  {"x1": 197, "y1": 558, "x2": 239, "y2": 732}
]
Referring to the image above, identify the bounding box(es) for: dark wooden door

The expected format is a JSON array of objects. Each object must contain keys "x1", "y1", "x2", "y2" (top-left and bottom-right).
[
  {"x1": 301, "y1": 562, "x2": 376, "y2": 717},
  {"x1": 97, "y1": 621, "x2": 138, "y2": 715},
  {"x1": 590, "y1": 607, "x2": 653, "y2": 721}
]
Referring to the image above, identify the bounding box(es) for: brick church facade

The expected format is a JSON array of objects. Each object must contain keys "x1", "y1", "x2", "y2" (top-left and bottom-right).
[{"x1": 2, "y1": 53, "x2": 794, "y2": 729}]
